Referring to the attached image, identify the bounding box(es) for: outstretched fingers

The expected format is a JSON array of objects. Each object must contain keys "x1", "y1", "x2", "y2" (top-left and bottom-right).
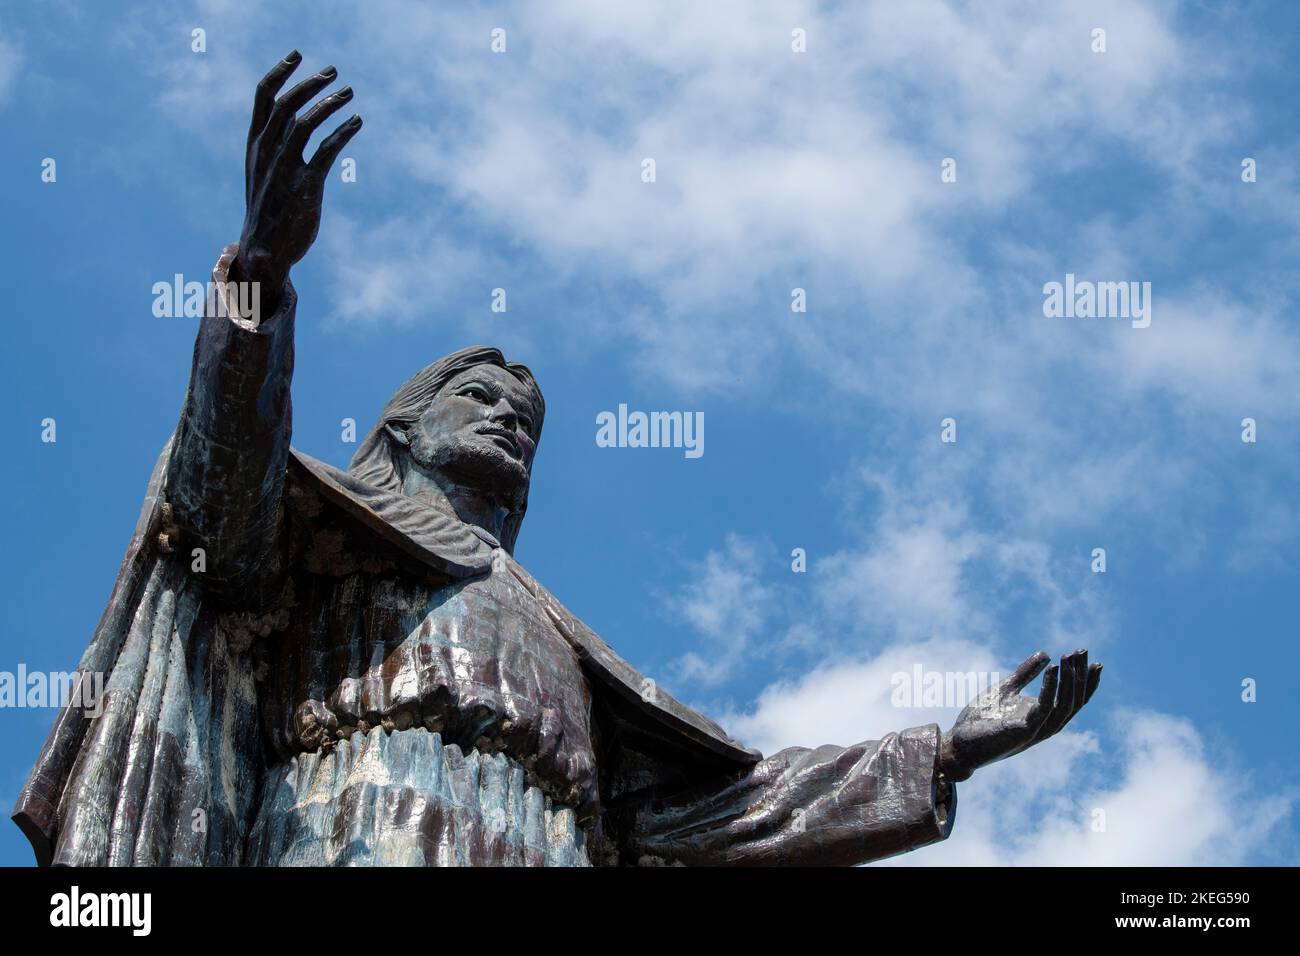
[
  {"x1": 1084, "y1": 662, "x2": 1103, "y2": 705},
  {"x1": 249, "y1": 52, "x2": 301, "y2": 146},
  {"x1": 1040, "y1": 650, "x2": 1087, "y2": 739},
  {"x1": 1006, "y1": 650, "x2": 1051, "y2": 696},
  {"x1": 262, "y1": 66, "x2": 339, "y2": 152},
  {"x1": 1037, "y1": 664, "x2": 1059, "y2": 710},
  {"x1": 308, "y1": 115, "x2": 363, "y2": 177},
  {"x1": 289, "y1": 86, "x2": 354, "y2": 155}
]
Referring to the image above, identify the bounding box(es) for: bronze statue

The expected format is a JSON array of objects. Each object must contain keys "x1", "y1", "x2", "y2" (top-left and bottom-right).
[{"x1": 12, "y1": 53, "x2": 1101, "y2": 866}]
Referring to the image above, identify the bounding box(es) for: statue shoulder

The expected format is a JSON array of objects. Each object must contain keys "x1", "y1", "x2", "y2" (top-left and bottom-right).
[
  {"x1": 498, "y1": 555, "x2": 760, "y2": 768},
  {"x1": 286, "y1": 449, "x2": 495, "y2": 580}
]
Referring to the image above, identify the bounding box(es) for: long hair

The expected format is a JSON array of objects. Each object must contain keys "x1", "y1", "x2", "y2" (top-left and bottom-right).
[{"x1": 348, "y1": 346, "x2": 544, "y2": 554}]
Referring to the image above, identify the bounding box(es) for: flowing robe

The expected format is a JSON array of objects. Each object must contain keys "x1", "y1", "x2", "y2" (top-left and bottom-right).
[{"x1": 11, "y1": 246, "x2": 956, "y2": 867}]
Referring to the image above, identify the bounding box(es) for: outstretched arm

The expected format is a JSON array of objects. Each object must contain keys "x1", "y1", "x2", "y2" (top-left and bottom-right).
[
  {"x1": 616, "y1": 650, "x2": 1100, "y2": 866},
  {"x1": 622, "y1": 724, "x2": 955, "y2": 866},
  {"x1": 166, "y1": 52, "x2": 361, "y2": 607}
]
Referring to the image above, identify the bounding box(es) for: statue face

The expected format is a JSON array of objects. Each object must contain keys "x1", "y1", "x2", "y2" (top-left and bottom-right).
[{"x1": 400, "y1": 364, "x2": 540, "y2": 500}]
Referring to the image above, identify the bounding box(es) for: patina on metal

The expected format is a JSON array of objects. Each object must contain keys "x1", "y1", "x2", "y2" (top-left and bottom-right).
[{"x1": 12, "y1": 53, "x2": 1101, "y2": 867}]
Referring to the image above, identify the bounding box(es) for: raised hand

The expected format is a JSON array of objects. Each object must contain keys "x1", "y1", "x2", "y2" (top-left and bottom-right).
[
  {"x1": 939, "y1": 649, "x2": 1102, "y2": 782},
  {"x1": 233, "y1": 51, "x2": 362, "y2": 306}
]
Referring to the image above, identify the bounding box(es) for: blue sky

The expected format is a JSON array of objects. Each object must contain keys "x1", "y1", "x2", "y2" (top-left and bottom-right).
[{"x1": 1, "y1": 0, "x2": 1298, "y2": 865}]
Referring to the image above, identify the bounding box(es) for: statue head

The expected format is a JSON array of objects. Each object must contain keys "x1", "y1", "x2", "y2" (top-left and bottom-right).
[{"x1": 349, "y1": 346, "x2": 544, "y2": 554}]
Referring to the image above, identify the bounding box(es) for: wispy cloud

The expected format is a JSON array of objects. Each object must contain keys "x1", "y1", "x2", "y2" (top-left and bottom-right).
[
  {"x1": 892, "y1": 709, "x2": 1297, "y2": 866},
  {"x1": 722, "y1": 654, "x2": 1296, "y2": 865},
  {"x1": 0, "y1": 31, "x2": 23, "y2": 106},
  {"x1": 668, "y1": 534, "x2": 775, "y2": 685}
]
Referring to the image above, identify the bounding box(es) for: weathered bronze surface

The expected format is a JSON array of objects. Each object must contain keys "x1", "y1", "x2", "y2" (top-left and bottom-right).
[{"x1": 12, "y1": 53, "x2": 1101, "y2": 866}]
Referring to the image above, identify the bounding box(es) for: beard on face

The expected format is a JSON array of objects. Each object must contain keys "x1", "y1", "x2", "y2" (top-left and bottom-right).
[{"x1": 404, "y1": 425, "x2": 530, "y2": 508}]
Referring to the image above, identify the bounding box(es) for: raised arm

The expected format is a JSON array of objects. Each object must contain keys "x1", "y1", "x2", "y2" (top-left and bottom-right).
[{"x1": 165, "y1": 52, "x2": 361, "y2": 607}]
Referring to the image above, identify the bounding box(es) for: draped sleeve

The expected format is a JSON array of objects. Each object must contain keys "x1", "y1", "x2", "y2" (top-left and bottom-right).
[
  {"x1": 165, "y1": 242, "x2": 296, "y2": 609},
  {"x1": 617, "y1": 724, "x2": 956, "y2": 866}
]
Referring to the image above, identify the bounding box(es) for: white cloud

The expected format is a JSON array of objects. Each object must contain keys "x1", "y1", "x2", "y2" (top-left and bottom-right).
[
  {"x1": 324, "y1": 0, "x2": 1300, "y2": 575},
  {"x1": 134, "y1": 0, "x2": 1300, "y2": 453},
  {"x1": 667, "y1": 445, "x2": 1110, "y2": 705},
  {"x1": 890, "y1": 709, "x2": 1296, "y2": 866},
  {"x1": 321, "y1": 213, "x2": 500, "y2": 328},
  {"x1": 722, "y1": 651, "x2": 1295, "y2": 865},
  {"x1": 668, "y1": 534, "x2": 774, "y2": 685},
  {"x1": 817, "y1": 515, "x2": 988, "y2": 644},
  {"x1": 812, "y1": 451, "x2": 1112, "y2": 654},
  {"x1": 1104, "y1": 289, "x2": 1300, "y2": 420},
  {"x1": 717, "y1": 637, "x2": 1002, "y2": 752}
]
